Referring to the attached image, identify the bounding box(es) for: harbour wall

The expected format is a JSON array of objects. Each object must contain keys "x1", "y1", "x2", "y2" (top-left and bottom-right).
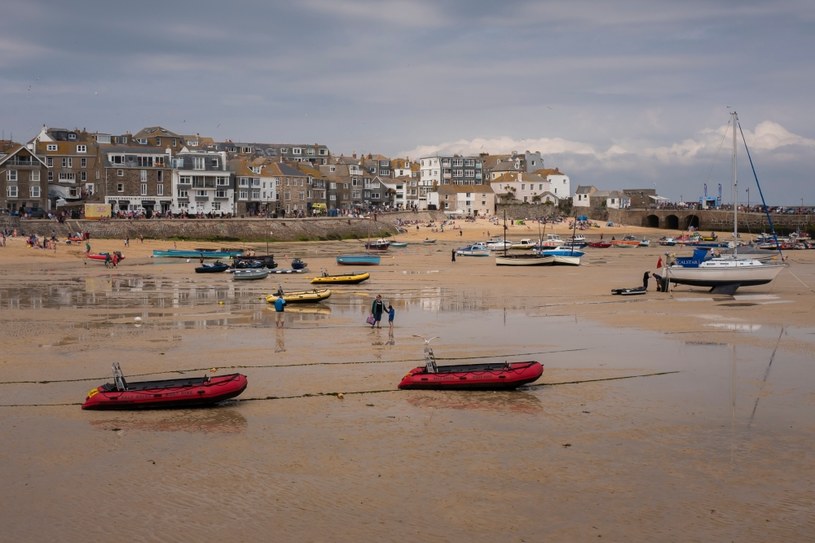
[{"x1": 0, "y1": 212, "x2": 446, "y2": 242}]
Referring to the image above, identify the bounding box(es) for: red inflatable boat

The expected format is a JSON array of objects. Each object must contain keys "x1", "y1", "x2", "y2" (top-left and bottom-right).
[
  {"x1": 82, "y1": 364, "x2": 247, "y2": 410},
  {"x1": 397, "y1": 339, "x2": 543, "y2": 390}
]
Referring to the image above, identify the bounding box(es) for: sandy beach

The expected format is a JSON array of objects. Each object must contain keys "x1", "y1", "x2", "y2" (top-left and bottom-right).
[{"x1": 1, "y1": 217, "x2": 813, "y2": 541}]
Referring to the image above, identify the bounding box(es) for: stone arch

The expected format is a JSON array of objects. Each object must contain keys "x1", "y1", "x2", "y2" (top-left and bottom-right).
[
  {"x1": 684, "y1": 214, "x2": 701, "y2": 230},
  {"x1": 664, "y1": 215, "x2": 680, "y2": 230},
  {"x1": 644, "y1": 214, "x2": 661, "y2": 228}
]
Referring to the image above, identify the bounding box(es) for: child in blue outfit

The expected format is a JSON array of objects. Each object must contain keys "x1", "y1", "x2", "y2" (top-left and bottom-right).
[{"x1": 387, "y1": 304, "x2": 395, "y2": 329}]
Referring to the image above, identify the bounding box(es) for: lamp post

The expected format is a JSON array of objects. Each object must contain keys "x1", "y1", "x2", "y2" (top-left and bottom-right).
[{"x1": 746, "y1": 187, "x2": 749, "y2": 208}]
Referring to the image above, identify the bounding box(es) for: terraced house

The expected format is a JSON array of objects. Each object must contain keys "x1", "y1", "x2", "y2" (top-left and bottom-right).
[
  {"x1": 0, "y1": 139, "x2": 49, "y2": 216},
  {"x1": 31, "y1": 126, "x2": 99, "y2": 210}
]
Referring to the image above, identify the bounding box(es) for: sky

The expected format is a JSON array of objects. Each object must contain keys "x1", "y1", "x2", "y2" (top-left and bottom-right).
[{"x1": 2, "y1": 0, "x2": 814, "y2": 205}]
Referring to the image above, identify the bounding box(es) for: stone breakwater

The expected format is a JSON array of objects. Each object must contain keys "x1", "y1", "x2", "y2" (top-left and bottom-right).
[{"x1": 2, "y1": 212, "x2": 445, "y2": 242}]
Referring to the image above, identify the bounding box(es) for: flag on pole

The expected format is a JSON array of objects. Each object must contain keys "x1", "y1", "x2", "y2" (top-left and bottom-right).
[{"x1": 656, "y1": 256, "x2": 663, "y2": 269}]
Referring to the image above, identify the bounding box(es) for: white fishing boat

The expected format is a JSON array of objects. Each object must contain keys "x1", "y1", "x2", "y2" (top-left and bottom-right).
[
  {"x1": 485, "y1": 237, "x2": 513, "y2": 251},
  {"x1": 539, "y1": 247, "x2": 583, "y2": 266},
  {"x1": 657, "y1": 111, "x2": 786, "y2": 294},
  {"x1": 455, "y1": 242, "x2": 490, "y2": 257},
  {"x1": 538, "y1": 233, "x2": 564, "y2": 248},
  {"x1": 495, "y1": 253, "x2": 554, "y2": 266}
]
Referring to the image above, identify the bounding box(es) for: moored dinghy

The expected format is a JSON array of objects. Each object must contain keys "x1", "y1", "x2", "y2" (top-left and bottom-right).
[
  {"x1": 82, "y1": 363, "x2": 247, "y2": 410},
  {"x1": 311, "y1": 270, "x2": 370, "y2": 284},
  {"x1": 398, "y1": 338, "x2": 543, "y2": 390},
  {"x1": 265, "y1": 288, "x2": 331, "y2": 304}
]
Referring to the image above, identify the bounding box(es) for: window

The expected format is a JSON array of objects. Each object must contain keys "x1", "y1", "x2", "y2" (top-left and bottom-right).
[
  {"x1": 46, "y1": 157, "x2": 53, "y2": 167},
  {"x1": 117, "y1": 183, "x2": 124, "y2": 192},
  {"x1": 80, "y1": 158, "x2": 87, "y2": 168},
  {"x1": 196, "y1": 190, "x2": 207, "y2": 198},
  {"x1": 46, "y1": 144, "x2": 57, "y2": 151},
  {"x1": 7, "y1": 186, "x2": 18, "y2": 197},
  {"x1": 157, "y1": 185, "x2": 163, "y2": 196},
  {"x1": 178, "y1": 189, "x2": 188, "y2": 198},
  {"x1": 76, "y1": 145, "x2": 87, "y2": 153},
  {"x1": 31, "y1": 171, "x2": 40, "y2": 182},
  {"x1": 216, "y1": 177, "x2": 229, "y2": 186},
  {"x1": 157, "y1": 170, "x2": 163, "y2": 182},
  {"x1": 62, "y1": 157, "x2": 72, "y2": 168},
  {"x1": 30, "y1": 186, "x2": 41, "y2": 198},
  {"x1": 140, "y1": 170, "x2": 147, "y2": 182},
  {"x1": 85, "y1": 183, "x2": 94, "y2": 195},
  {"x1": 117, "y1": 169, "x2": 124, "y2": 177},
  {"x1": 80, "y1": 171, "x2": 87, "y2": 182},
  {"x1": 292, "y1": 148, "x2": 302, "y2": 155},
  {"x1": 6, "y1": 170, "x2": 17, "y2": 181},
  {"x1": 193, "y1": 157, "x2": 205, "y2": 170},
  {"x1": 239, "y1": 190, "x2": 248, "y2": 200},
  {"x1": 179, "y1": 176, "x2": 191, "y2": 185},
  {"x1": 141, "y1": 183, "x2": 147, "y2": 196},
  {"x1": 216, "y1": 189, "x2": 227, "y2": 199}
]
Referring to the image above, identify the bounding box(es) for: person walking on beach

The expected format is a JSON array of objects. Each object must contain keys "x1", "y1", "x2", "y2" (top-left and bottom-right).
[
  {"x1": 371, "y1": 294, "x2": 386, "y2": 328},
  {"x1": 642, "y1": 270, "x2": 650, "y2": 290},
  {"x1": 274, "y1": 294, "x2": 286, "y2": 328},
  {"x1": 387, "y1": 304, "x2": 395, "y2": 330}
]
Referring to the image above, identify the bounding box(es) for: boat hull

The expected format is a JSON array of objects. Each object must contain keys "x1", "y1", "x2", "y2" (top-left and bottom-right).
[
  {"x1": 311, "y1": 272, "x2": 370, "y2": 284},
  {"x1": 337, "y1": 254, "x2": 381, "y2": 265},
  {"x1": 660, "y1": 262, "x2": 784, "y2": 288},
  {"x1": 195, "y1": 263, "x2": 229, "y2": 273},
  {"x1": 495, "y1": 254, "x2": 554, "y2": 266},
  {"x1": 398, "y1": 361, "x2": 543, "y2": 390},
  {"x1": 82, "y1": 373, "x2": 248, "y2": 410},
  {"x1": 266, "y1": 288, "x2": 332, "y2": 304},
  {"x1": 232, "y1": 269, "x2": 270, "y2": 280},
  {"x1": 153, "y1": 249, "x2": 243, "y2": 259}
]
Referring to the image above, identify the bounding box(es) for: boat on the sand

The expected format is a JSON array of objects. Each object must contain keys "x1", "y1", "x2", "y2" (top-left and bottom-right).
[
  {"x1": 398, "y1": 338, "x2": 543, "y2": 390},
  {"x1": 82, "y1": 363, "x2": 247, "y2": 410},
  {"x1": 311, "y1": 271, "x2": 370, "y2": 284},
  {"x1": 265, "y1": 288, "x2": 332, "y2": 304}
]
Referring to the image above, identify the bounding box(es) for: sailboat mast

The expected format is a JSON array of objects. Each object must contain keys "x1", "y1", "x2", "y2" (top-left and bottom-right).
[{"x1": 732, "y1": 111, "x2": 738, "y2": 242}]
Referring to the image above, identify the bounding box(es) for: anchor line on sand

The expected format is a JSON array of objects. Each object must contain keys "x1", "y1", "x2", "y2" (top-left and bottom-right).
[
  {"x1": 0, "y1": 371, "x2": 680, "y2": 408},
  {"x1": 0, "y1": 348, "x2": 588, "y2": 386}
]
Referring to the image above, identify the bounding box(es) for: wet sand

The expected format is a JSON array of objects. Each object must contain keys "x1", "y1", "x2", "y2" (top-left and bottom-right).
[{"x1": 1, "y1": 219, "x2": 814, "y2": 541}]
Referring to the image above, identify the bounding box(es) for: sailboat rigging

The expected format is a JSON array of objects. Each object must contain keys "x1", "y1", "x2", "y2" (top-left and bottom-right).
[{"x1": 657, "y1": 111, "x2": 786, "y2": 294}]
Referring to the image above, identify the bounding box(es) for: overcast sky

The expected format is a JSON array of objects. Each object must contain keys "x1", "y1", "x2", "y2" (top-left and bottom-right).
[{"x1": 2, "y1": 0, "x2": 814, "y2": 205}]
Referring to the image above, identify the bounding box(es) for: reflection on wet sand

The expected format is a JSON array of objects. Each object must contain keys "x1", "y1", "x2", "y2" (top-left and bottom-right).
[
  {"x1": 405, "y1": 390, "x2": 543, "y2": 414},
  {"x1": 88, "y1": 405, "x2": 247, "y2": 433},
  {"x1": 275, "y1": 327, "x2": 286, "y2": 352}
]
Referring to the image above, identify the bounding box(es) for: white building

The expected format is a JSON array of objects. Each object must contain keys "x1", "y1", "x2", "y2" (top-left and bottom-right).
[{"x1": 171, "y1": 149, "x2": 234, "y2": 216}]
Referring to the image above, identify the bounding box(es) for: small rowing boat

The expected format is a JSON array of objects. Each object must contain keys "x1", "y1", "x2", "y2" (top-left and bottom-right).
[
  {"x1": 195, "y1": 261, "x2": 229, "y2": 273},
  {"x1": 232, "y1": 268, "x2": 270, "y2": 280},
  {"x1": 336, "y1": 254, "x2": 381, "y2": 266}
]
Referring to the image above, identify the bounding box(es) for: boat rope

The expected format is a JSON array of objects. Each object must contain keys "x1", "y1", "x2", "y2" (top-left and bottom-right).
[
  {"x1": 0, "y1": 348, "x2": 586, "y2": 385},
  {"x1": 0, "y1": 370, "x2": 679, "y2": 408},
  {"x1": 737, "y1": 117, "x2": 783, "y2": 258}
]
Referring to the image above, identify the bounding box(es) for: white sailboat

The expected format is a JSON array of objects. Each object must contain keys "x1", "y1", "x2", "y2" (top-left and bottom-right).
[{"x1": 657, "y1": 111, "x2": 786, "y2": 294}]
